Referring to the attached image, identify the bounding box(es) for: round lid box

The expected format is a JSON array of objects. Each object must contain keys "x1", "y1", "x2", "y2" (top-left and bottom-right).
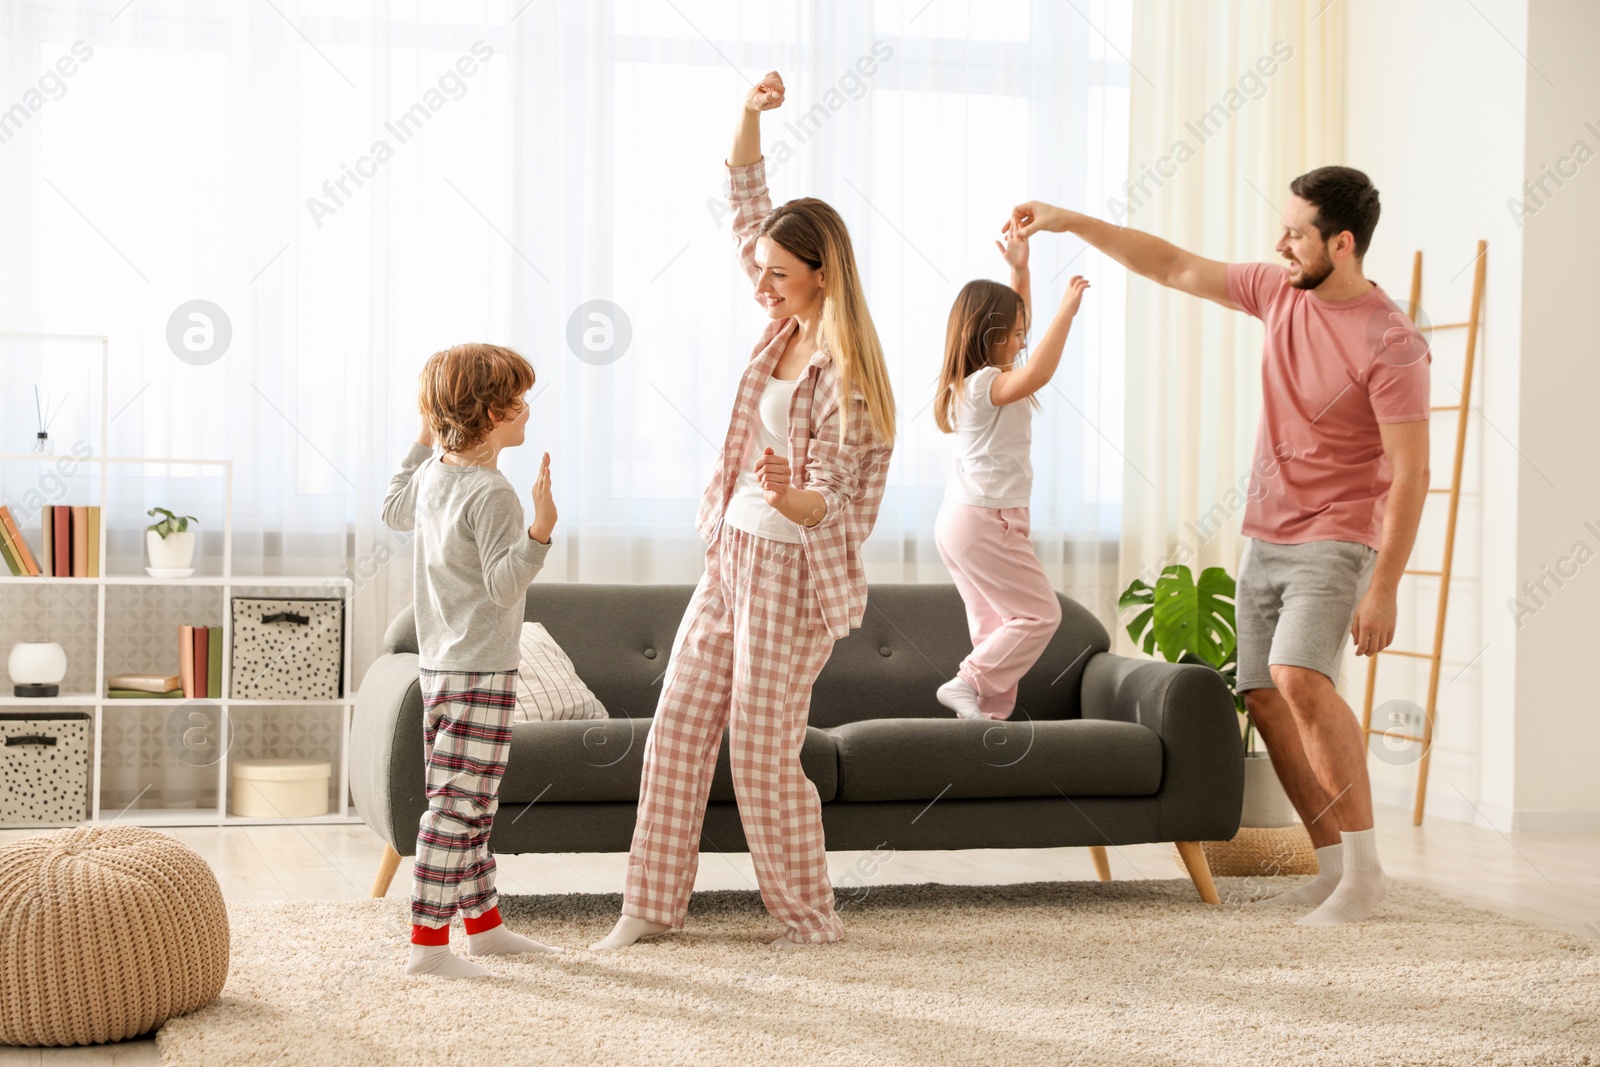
[{"x1": 230, "y1": 758, "x2": 331, "y2": 819}]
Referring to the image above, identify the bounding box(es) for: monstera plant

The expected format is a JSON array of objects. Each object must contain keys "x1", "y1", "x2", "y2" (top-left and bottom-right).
[{"x1": 1118, "y1": 564, "x2": 1251, "y2": 751}]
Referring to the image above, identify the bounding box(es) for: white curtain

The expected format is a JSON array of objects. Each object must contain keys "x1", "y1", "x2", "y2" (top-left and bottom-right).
[
  {"x1": 1, "y1": 0, "x2": 1134, "y2": 682},
  {"x1": 1117, "y1": 0, "x2": 1345, "y2": 653}
]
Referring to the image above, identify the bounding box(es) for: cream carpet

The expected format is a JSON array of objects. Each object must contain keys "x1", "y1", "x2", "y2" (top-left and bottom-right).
[{"x1": 156, "y1": 879, "x2": 1599, "y2": 1067}]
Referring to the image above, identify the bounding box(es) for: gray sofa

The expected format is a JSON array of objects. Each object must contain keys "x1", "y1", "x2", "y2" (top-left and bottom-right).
[{"x1": 350, "y1": 583, "x2": 1243, "y2": 903}]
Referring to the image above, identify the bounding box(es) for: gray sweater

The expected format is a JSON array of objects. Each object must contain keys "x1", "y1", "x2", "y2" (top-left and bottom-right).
[{"x1": 381, "y1": 441, "x2": 550, "y2": 671}]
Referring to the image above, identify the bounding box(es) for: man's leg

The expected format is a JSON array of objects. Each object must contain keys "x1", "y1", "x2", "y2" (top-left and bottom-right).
[
  {"x1": 1270, "y1": 664, "x2": 1373, "y2": 833},
  {"x1": 1258, "y1": 539, "x2": 1386, "y2": 925},
  {"x1": 1243, "y1": 685, "x2": 1342, "y2": 848}
]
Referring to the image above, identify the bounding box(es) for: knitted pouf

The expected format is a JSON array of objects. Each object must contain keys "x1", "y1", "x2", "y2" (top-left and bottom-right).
[
  {"x1": 1172, "y1": 824, "x2": 1320, "y2": 878},
  {"x1": 0, "y1": 826, "x2": 229, "y2": 1047}
]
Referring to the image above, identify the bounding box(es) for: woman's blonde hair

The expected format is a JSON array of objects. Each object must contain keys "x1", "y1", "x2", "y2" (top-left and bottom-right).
[
  {"x1": 934, "y1": 280, "x2": 1035, "y2": 434},
  {"x1": 419, "y1": 343, "x2": 535, "y2": 453},
  {"x1": 758, "y1": 199, "x2": 896, "y2": 447}
]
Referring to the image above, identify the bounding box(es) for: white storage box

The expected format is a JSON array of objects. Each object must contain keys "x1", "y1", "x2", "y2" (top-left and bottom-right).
[{"x1": 230, "y1": 758, "x2": 331, "y2": 819}]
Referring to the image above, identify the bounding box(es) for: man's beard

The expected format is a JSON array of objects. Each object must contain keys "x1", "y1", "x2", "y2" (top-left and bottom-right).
[{"x1": 1288, "y1": 254, "x2": 1334, "y2": 290}]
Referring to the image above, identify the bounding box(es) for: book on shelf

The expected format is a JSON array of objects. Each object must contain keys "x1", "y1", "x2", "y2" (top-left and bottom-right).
[
  {"x1": 86, "y1": 506, "x2": 100, "y2": 578},
  {"x1": 208, "y1": 625, "x2": 222, "y2": 698},
  {"x1": 0, "y1": 531, "x2": 19, "y2": 575},
  {"x1": 53, "y1": 506, "x2": 69, "y2": 577},
  {"x1": 107, "y1": 672, "x2": 182, "y2": 694},
  {"x1": 38, "y1": 506, "x2": 50, "y2": 574},
  {"x1": 107, "y1": 688, "x2": 184, "y2": 699},
  {"x1": 193, "y1": 626, "x2": 209, "y2": 699},
  {"x1": 175, "y1": 625, "x2": 219, "y2": 698},
  {"x1": 0, "y1": 506, "x2": 41, "y2": 575},
  {"x1": 16, "y1": 505, "x2": 103, "y2": 577},
  {"x1": 71, "y1": 505, "x2": 87, "y2": 578},
  {"x1": 179, "y1": 624, "x2": 195, "y2": 698}
]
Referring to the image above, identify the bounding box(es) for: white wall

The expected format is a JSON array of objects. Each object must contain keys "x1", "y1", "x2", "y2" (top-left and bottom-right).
[{"x1": 1343, "y1": 0, "x2": 1600, "y2": 830}]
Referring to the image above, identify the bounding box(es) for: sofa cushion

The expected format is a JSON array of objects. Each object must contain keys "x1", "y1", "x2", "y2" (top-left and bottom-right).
[
  {"x1": 829, "y1": 718, "x2": 1161, "y2": 802},
  {"x1": 497, "y1": 719, "x2": 838, "y2": 804}
]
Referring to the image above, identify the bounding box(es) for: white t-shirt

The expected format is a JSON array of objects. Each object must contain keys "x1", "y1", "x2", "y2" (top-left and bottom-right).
[
  {"x1": 944, "y1": 365, "x2": 1033, "y2": 509},
  {"x1": 724, "y1": 374, "x2": 804, "y2": 543}
]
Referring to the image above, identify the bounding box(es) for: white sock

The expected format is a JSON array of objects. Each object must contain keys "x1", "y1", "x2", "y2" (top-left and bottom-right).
[
  {"x1": 1298, "y1": 828, "x2": 1388, "y2": 926},
  {"x1": 405, "y1": 944, "x2": 494, "y2": 978},
  {"x1": 1255, "y1": 843, "x2": 1343, "y2": 907},
  {"x1": 937, "y1": 677, "x2": 983, "y2": 719},
  {"x1": 466, "y1": 923, "x2": 565, "y2": 957},
  {"x1": 588, "y1": 915, "x2": 672, "y2": 952}
]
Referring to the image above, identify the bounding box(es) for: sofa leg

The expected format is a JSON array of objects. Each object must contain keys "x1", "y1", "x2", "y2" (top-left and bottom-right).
[
  {"x1": 1174, "y1": 841, "x2": 1220, "y2": 905},
  {"x1": 371, "y1": 844, "x2": 402, "y2": 899},
  {"x1": 1088, "y1": 845, "x2": 1112, "y2": 882}
]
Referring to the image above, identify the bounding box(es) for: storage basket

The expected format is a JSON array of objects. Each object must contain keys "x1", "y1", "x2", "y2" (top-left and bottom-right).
[
  {"x1": 0, "y1": 713, "x2": 91, "y2": 824},
  {"x1": 229, "y1": 596, "x2": 344, "y2": 700}
]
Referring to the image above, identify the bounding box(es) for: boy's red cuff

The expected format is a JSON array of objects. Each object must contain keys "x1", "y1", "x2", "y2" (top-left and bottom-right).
[
  {"x1": 463, "y1": 907, "x2": 503, "y2": 936},
  {"x1": 410, "y1": 923, "x2": 449, "y2": 946}
]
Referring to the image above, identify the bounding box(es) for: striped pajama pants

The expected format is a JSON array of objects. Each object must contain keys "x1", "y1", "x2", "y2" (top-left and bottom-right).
[
  {"x1": 410, "y1": 667, "x2": 516, "y2": 932},
  {"x1": 623, "y1": 523, "x2": 845, "y2": 944}
]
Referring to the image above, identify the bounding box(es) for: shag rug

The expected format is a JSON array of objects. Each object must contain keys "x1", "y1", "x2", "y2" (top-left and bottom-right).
[{"x1": 156, "y1": 879, "x2": 1599, "y2": 1067}]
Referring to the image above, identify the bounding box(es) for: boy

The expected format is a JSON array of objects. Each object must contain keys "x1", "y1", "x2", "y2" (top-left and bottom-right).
[{"x1": 381, "y1": 342, "x2": 561, "y2": 976}]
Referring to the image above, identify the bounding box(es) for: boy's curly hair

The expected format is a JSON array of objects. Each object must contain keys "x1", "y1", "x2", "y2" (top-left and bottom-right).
[{"x1": 418, "y1": 343, "x2": 536, "y2": 454}]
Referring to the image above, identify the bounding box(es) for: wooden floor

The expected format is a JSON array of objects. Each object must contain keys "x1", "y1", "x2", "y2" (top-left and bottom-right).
[{"x1": 2, "y1": 803, "x2": 1596, "y2": 1065}]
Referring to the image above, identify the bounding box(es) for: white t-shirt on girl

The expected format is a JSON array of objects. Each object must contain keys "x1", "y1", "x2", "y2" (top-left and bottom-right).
[
  {"x1": 945, "y1": 364, "x2": 1033, "y2": 509},
  {"x1": 724, "y1": 374, "x2": 804, "y2": 543}
]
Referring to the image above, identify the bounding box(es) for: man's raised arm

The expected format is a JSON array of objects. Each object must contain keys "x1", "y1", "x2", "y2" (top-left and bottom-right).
[{"x1": 1008, "y1": 201, "x2": 1239, "y2": 312}]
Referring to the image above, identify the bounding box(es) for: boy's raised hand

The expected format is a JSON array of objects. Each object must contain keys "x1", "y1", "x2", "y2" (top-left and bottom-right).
[
  {"x1": 1060, "y1": 275, "x2": 1091, "y2": 317},
  {"x1": 995, "y1": 221, "x2": 1029, "y2": 272},
  {"x1": 744, "y1": 71, "x2": 785, "y2": 112},
  {"x1": 528, "y1": 452, "x2": 556, "y2": 544},
  {"x1": 417, "y1": 414, "x2": 434, "y2": 448}
]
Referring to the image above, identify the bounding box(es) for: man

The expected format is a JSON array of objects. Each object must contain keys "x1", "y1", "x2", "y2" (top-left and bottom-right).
[{"x1": 1010, "y1": 167, "x2": 1429, "y2": 925}]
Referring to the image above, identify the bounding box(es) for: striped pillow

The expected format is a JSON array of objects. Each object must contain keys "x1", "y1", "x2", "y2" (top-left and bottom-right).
[{"x1": 512, "y1": 622, "x2": 608, "y2": 722}]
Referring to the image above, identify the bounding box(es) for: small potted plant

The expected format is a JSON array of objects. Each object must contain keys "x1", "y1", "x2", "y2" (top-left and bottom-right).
[
  {"x1": 146, "y1": 507, "x2": 198, "y2": 576},
  {"x1": 1118, "y1": 564, "x2": 1296, "y2": 829}
]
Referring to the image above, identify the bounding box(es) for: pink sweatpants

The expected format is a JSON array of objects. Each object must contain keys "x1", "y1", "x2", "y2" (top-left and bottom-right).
[
  {"x1": 622, "y1": 523, "x2": 844, "y2": 945},
  {"x1": 934, "y1": 502, "x2": 1062, "y2": 719}
]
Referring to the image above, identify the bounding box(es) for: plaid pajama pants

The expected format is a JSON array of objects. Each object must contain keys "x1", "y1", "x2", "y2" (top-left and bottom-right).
[
  {"x1": 411, "y1": 667, "x2": 517, "y2": 931},
  {"x1": 623, "y1": 523, "x2": 845, "y2": 944}
]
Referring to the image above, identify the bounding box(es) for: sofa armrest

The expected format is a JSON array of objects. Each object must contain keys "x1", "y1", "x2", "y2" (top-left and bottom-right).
[
  {"x1": 349, "y1": 652, "x2": 424, "y2": 854},
  {"x1": 1079, "y1": 651, "x2": 1243, "y2": 842}
]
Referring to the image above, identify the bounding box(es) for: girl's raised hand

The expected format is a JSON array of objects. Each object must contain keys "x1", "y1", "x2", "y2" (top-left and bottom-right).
[
  {"x1": 1060, "y1": 275, "x2": 1091, "y2": 317},
  {"x1": 744, "y1": 71, "x2": 785, "y2": 112},
  {"x1": 995, "y1": 221, "x2": 1029, "y2": 271}
]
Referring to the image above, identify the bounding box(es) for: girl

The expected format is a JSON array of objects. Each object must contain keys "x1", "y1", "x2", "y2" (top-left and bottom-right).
[
  {"x1": 592, "y1": 71, "x2": 895, "y2": 950},
  {"x1": 933, "y1": 227, "x2": 1089, "y2": 720}
]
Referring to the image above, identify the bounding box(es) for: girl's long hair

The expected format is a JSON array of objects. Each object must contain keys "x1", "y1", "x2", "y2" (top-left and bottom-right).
[
  {"x1": 934, "y1": 280, "x2": 1034, "y2": 434},
  {"x1": 758, "y1": 198, "x2": 896, "y2": 447}
]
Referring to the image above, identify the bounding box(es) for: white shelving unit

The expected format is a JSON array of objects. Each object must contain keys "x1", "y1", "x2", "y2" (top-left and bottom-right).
[{"x1": 1, "y1": 331, "x2": 360, "y2": 828}]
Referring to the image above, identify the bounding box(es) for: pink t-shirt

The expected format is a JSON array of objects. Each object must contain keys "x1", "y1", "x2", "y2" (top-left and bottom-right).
[{"x1": 1227, "y1": 262, "x2": 1431, "y2": 550}]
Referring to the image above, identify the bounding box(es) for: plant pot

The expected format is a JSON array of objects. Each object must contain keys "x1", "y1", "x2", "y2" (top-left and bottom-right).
[
  {"x1": 1240, "y1": 750, "x2": 1298, "y2": 828},
  {"x1": 146, "y1": 530, "x2": 196, "y2": 570}
]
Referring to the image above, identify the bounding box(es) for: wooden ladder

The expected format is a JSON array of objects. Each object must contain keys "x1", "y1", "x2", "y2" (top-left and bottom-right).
[{"x1": 1359, "y1": 240, "x2": 1486, "y2": 825}]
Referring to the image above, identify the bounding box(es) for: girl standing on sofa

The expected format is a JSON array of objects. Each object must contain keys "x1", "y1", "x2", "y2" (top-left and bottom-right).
[
  {"x1": 932, "y1": 228, "x2": 1089, "y2": 720},
  {"x1": 592, "y1": 71, "x2": 895, "y2": 951}
]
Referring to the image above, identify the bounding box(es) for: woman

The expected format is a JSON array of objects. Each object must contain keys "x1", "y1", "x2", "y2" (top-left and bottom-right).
[{"x1": 592, "y1": 71, "x2": 896, "y2": 950}]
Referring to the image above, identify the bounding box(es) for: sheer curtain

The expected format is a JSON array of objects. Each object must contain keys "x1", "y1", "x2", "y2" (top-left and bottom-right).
[
  {"x1": 1117, "y1": 0, "x2": 1345, "y2": 653},
  {"x1": 0, "y1": 0, "x2": 1132, "y2": 680}
]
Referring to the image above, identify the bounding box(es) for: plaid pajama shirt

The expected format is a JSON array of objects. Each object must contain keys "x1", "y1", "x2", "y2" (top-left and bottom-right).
[
  {"x1": 622, "y1": 157, "x2": 894, "y2": 943},
  {"x1": 411, "y1": 667, "x2": 517, "y2": 931}
]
